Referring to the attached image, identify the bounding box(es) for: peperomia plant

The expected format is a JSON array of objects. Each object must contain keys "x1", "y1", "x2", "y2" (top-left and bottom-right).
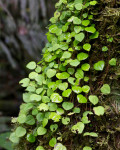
[{"x1": 10, "y1": 0, "x2": 118, "y2": 150}]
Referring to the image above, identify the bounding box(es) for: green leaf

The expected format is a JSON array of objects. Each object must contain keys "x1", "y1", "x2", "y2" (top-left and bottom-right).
[
  {"x1": 85, "y1": 26, "x2": 96, "y2": 33},
  {"x1": 35, "y1": 66, "x2": 42, "y2": 73},
  {"x1": 90, "y1": 1, "x2": 97, "y2": 5},
  {"x1": 49, "y1": 138, "x2": 57, "y2": 147},
  {"x1": 73, "y1": 17, "x2": 81, "y2": 24},
  {"x1": 83, "y1": 146, "x2": 92, "y2": 150},
  {"x1": 57, "y1": 108, "x2": 64, "y2": 115},
  {"x1": 61, "y1": 52, "x2": 72, "y2": 60},
  {"x1": 77, "y1": 94, "x2": 87, "y2": 103},
  {"x1": 37, "y1": 127, "x2": 47, "y2": 135},
  {"x1": 71, "y1": 122, "x2": 84, "y2": 134},
  {"x1": 73, "y1": 107, "x2": 80, "y2": 113},
  {"x1": 90, "y1": 31, "x2": 99, "y2": 39},
  {"x1": 25, "y1": 115, "x2": 35, "y2": 125},
  {"x1": 50, "y1": 124, "x2": 58, "y2": 132},
  {"x1": 26, "y1": 61, "x2": 36, "y2": 70},
  {"x1": 82, "y1": 20, "x2": 90, "y2": 26},
  {"x1": 83, "y1": 43, "x2": 91, "y2": 51},
  {"x1": 82, "y1": 85, "x2": 90, "y2": 93},
  {"x1": 69, "y1": 59, "x2": 80, "y2": 67},
  {"x1": 72, "y1": 86, "x2": 82, "y2": 94},
  {"x1": 56, "y1": 72, "x2": 70, "y2": 79},
  {"x1": 109, "y1": 58, "x2": 117, "y2": 66},
  {"x1": 58, "y1": 82, "x2": 68, "y2": 91},
  {"x1": 68, "y1": 77, "x2": 75, "y2": 85},
  {"x1": 49, "y1": 25, "x2": 58, "y2": 33},
  {"x1": 81, "y1": 116, "x2": 90, "y2": 124},
  {"x1": 9, "y1": 132, "x2": 19, "y2": 144},
  {"x1": 102, "y1": 46, "x2": 108, "y2": 52},
  {"x1": 29, "y1": 72, "x2": 38, "y2": 79},
  {"x1": 38, "y1": 103, "x2": 49, "y2": 111},
  {"x1": 15, "y1": 126, "x2": 26, "y2": 137},
  {"x1": 89, "y1": 95, "x2": 99, "y2": 105},
  {"x1": 77, "y1": 52, "x2": 88, "y2": 61},
  {"x1": 36, "y1": 146, "x2": 45, "y2": 150},
  {"x1": 50, "y1": 93, "x2": 63, "y2": 103},
  {"x1": 30, "y1": 94, "x2": 41, "y2": 102},
  {"x1": 94, "y1": 61, "x2": 105, "y2": 71},
  {"x1": 48, "y1": 103, "x2": 58, "y2": 111},
  {"x1": 32, "y1": 109, "x2": 38, "y2": 116},
  {"x1": 100, "y1": 84, "x2": 111, "y2": 94},
  {"x1": 23, "y1": 93, "x2": 31, "y2": 103},
  {"x1": 81, "y1": 63, "x2": 90, "y2": 71},
  {"x1": 62, "y1": 117, "x2": 70, "y2": 125},
  {"x1": 49, "y1": 112, "x2": 61, "y2": 122},
  {"x1": 62, "y1": 102, "x2": 74, "y2": 110},
  {"x1": 75, "y1": 3, "x2": 83, "y2": 10},
  {"x1": 42, "y1": 118, "x2": 48, "y2": 127},
  {"x1": 42, "y1": 96, "x2": 50, "y2": 103},
  {"x1": 74, "y1": 26, "x2": 82, "y2": 33},
  {"x1": 83, "y1": 132, "x2": 98, "y2": 137},
  {"x1": 93, "y1": 106, "x2": 105, "y2": 116},
  {"x1": 27, "y1": 134, "x2": 36, "y2": 143},
  {"x1": 62, "y1": 89, "x2": 72, "y2": 97},
  {"x1": 54, "y1": 143, "x2": 67, "y2": 150},
  {"x1": 36, "y1": 113, "x2": 45, "y2": 122},
  {"x1": 67, "y1": 68, "x2": 75, "y2": 75},
  {"x1": 18, "y1": 114, "x2": 26, "y2": 124},
  {"x1": 75, "y1": 69, "x2": 84, "y2": 79},
  {"x1": 46, "y1": 69, "x2": 56, "y2": 78},
  {"x1": 19, "y1": 78, "x2": 30, "y2": 87},
  {"x1": 75, "y1": 32, "x2": 85, "y2": 42}
]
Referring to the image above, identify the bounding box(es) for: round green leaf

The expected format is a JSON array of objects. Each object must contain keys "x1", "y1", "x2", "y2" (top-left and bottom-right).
[
  {"x1": 37, "y1": 127, "x2": 47, "y2": 135},
  {"x1": 9, "y1": 132, "x2": 19, "y2": 144},
  {"x1": 83, "y1": 146, "x2": 92, "y2": 150},
  {"x1": 54, "y1": 143, "x2": 67, "y2": 150},
  {"x1": 25, "y1": 115, "x2": 35, "y2": 125},
  {"x1": 62, "y1": 117, "x2": 70, "y2": 125},
  {"x1": 36, "y1": 146, "x2": 45, "y2": 150},
  {"x1": 67, "y1": 68, "x2": 75, "y2": 75},
  {"x1": 56, "y1": 72, "x2": 70, "y2": 79},
  {"x1": 73, "y1": 107, "x2": 80, "y2": 113},
  {"x1": 82, "y1": 20, "x2": 90, "y2": 26},
  {"x1": 75, "y1": 3, "x2": 83, "y2": 10},
  {"x1": 74, "y1": 26, "x2": 82, "y2": 33},
  {"x1": 18, "y1": 114, "x2": 26, "y2": 124},
  {"x1": 68, "y1": 77, "x2": 75, "y2": 85},
  {"x1": 77, "y1": 94, "x2": 87, "y2": 103},
  {"x1": 36, "y1": 113, "x2": 44, "y2": 122},
  {"x1": 49, "y1": 112, "x2": 61, "y2": 122},
  {"x1": 109, "y1": 58, "x2": 117, "y2": 66},
  {"x1": 35, "y1": 66, "x2": 42, "y2": 73},
  {"x1": 70, "y1": 59, "x2": 80, "y2": 67},
  {"x1": 30, "y1": 94, "x2": 41, "y2": 102},
  {"x1": 62, "y1": 89, "x2": 72, "y2": 97},
  {"x1": 93, "y1": 106, "x2": 105, "y2": 116},
  {"x1": 71, "y1": 122, "x2": 84, "y2": 134},
  {"x1": 90, "y1": 1, "x2": 97, "y2": 5},
  {"x1": 102, "y1": 46, "x2": 108, "y2": 52},
  {"x1": 27, "y1": 134, "x2": 36, "y2": 143},
  {"x1": 75, "y1": 32, "x2": 85, "y2": 42},
  {"x1": 81, "y1": 63, "x2": 90, "y2": 71},
  {"x1": 75, "y1": 69, "x2": 84, "y2": 79},
  {"x1": 61, "y1": 51, "x2": 72, "y2": 59},
  {"x1": 85, "y1": 26, "x2": 96, "y2": 33},
  {"x1": 77, "y1": 52, "x2": 88, "y2": 61},
  {"x1": 89, "y1": 95, "x2": 99, "y2": 105},
  {"x1": 73, "y1": 17, "x2": 81, "y2": 24},
  {"x1": 62, "y1": 102, "x2": 74, "y2": 110},
  {"x1": 38, "y1": 103, "x2": 49, "y2": 111},
  {"x1": 83, "y1": 43, "x2": 91, "y2": 51},
  {"x1": 94, "y1": 61, "x2": 105, "y2": 71},
  {"x1": 26, "y1": 61, "x2": 36, "y2": 70},
  {"x1": 15, "y1": 126, "x2": 26, "y2": 137},
  {"x1": 49, "y1": 138, "x2": 57, "y2": 147},
  {"x1": 82, "y1": 85, "x2": 90, "y2": 93},
  {"x1": 58, "y1": 82, "x2": 68, "y2": 91},
  {"x1": 46, "y1": 69, "x2": 56, "y2": 78},
  {"x1": 72, "y1": 86, "x2": 82, "y2": 94},
  {"x1": 100, "y1": 84, "x2": 111, "y2": 94},
  {"x1": 51, "y1": 93, "x2": 63, "y2": 103},
  {"x1": 57, "y1": 108, "x2": 64, "y2": 115},
  {"x1": 19, "y1": 78, "x2": 30, "y2": 87},
  {"x1": 48, "y1": 103, "x2": 58, "y2": 111},
  {"x1": 50, "y1": 124, "x2": 58, "y2": 132}
]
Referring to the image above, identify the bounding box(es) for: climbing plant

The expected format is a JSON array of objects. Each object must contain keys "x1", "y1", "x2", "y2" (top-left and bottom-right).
[{"x1": 10, "y1": 0, "x2": 120, "y2": 150}]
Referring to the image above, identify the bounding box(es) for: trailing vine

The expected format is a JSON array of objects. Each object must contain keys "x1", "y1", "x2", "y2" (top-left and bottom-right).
[{"x1": 9, "y1": 0, "x2": 118, "y2": 150}]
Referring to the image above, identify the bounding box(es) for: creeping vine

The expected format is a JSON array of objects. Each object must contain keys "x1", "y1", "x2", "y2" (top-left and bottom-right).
[{"x1": 10, "y1": 0, "x2": 118, "y2": 150}]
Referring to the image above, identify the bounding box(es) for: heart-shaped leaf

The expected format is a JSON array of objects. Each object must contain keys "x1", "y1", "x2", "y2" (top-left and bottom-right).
[
  {"x1": 75, "y1": 69, "x2": 84, "y2": 79},
  {"x1": 49, "y1": 138, "x2": 57, "y2": 147},
  {"x1": 77, "y1": 52, "x2": 88, "y2": 61},
  {"x1": 100, "y1": 84, "x2": 111, "y2": 94},
  {"x1": 58, "y1": 82, "x2": 68, "y2": 91},
  {"x1": 82, "y1": 20, "x2": 90, "y2": 26},
  {"x1": 62, "y1": 117, "x2": 70, "y2": 125},
  {"x1": 89, "y1": 95, "x2": 99, "y2": 105},
  {"x1": 83, "y1": 43, "x2": 91, "y2": 51},
  {"x1": 77, "y1": 94, "x2": 87, "y2": 103},
  {"x1": 75, "y1": 32, "x2": 85, "y2": 42},
  {"x1": 93, "y1": 106, "x2": 105, "y2": 116},
  {"x1": 85, "y1": 26, "x2": 96, "y2": 33},
  {"x1": 71, "y1": 122, "x2": 84, "y2": 134},
  {"x1": 72, "y1": 86, "x2": 82, "y2": 94},
  {"x1": 54, "y1": 143, "x2": 67, "y2": 150},
  {"x1": 26, "y1": 61, "x2": 36, "y2": 70},
  {"x1": 46, "y1": 69, "x2": 56, "y2": 78},
  {"x1": 94, "y1": 61, "x2": 105, "y2": 71},
  {"x1": 81, "y1": 63, "x2": 90, "y2": 71},
  {"x1": 15, "y1": 126, "x2": 26, "y2": 137},
  {"x1": 49, "y1": 112, "x2": 61, "y2": 122},
  {"x1": 51, "y1": 93, "x2": 63, "y2": 103},
  {"x1": 37, "y1": 127, "x2": 47, "y2": 135},
  {"x1": 62, "y1": 89, "x2": 72, "y2": 97},
  {"x1": 109, "y1": 58, "x2": 117, "y2": 66},
  {"x1": 56, "y1": 72, "x2": 70, "y2": 79},
  {"x1": 62, "y1": 102, "x2": 74, "y2": 110},
  {"x1": 82, "y1": 85, "x2": 90, "y2": 93},
  {"x1": 69, "y1": 59, "x2": 80, "y2": 67}
]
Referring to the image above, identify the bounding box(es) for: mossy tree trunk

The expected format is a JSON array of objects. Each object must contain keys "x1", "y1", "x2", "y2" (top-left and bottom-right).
[{"x1": 10, "y1": 0, "x2": 120, "y2": 150}]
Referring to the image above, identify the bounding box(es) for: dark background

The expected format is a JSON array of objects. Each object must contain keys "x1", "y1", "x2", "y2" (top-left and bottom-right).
[{"x1": 0, "y1": 0, "x2": 56, "y2": 149}]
